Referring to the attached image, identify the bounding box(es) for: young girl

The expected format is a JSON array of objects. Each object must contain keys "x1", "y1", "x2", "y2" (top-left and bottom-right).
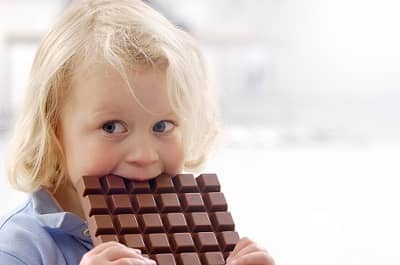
[{"x1": 0, "y1": 0, "x2": 275, "y2": 264}]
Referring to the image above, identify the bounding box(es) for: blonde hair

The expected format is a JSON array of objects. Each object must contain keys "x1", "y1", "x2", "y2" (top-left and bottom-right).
[{"x1": 7, "y1": 0, "x2": 219, "y2": 192}]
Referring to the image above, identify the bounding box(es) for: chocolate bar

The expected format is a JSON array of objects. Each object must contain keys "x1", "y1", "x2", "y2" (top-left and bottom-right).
[{"x1": 77, "y1": 173, "x2": 239, "y2": 265}]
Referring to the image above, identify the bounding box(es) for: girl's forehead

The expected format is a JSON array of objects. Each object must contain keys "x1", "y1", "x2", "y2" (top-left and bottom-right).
[
  {"x1": 72, "y1": 63, "x2": 123, "y2": 83},
  {"x1": 68, "y1": 63, "x2": 174, "y2": 116},
  {"x1": 73, "y1": 63, "x2": 162, "y2": 85}
]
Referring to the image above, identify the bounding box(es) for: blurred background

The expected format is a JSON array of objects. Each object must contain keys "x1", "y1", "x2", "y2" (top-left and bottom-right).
[{"x1": 1, "y1": 0, "x2": 400, "y2": 264}]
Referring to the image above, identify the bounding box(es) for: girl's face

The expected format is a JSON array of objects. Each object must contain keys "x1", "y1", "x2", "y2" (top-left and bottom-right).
[{"x1": 58, "y1": 65, "x2": 184, "y2": 188}]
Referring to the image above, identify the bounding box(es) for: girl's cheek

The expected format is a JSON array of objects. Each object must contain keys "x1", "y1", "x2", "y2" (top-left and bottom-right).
[
  {"x1": 87, "y1": 138, "x2": 117, "y2": 164},
  {"x1": 76, "y1": 142, "x2": 118, "y2": 177},
  {"x1": 165, "y1": 141, "x2": 185, "y2": 174},
  {"x1": 84, "y1": 154, "x2": 116, "y2": 176}
]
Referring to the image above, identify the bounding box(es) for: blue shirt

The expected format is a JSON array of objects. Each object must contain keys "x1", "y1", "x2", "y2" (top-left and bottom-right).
[{"x1": 0, "y1": 189, "x2": 93, "y2": 265}]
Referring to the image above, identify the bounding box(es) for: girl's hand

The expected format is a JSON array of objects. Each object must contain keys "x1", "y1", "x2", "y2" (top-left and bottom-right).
[
  {"x1": 80, "y1": 241, "x2": 156, "y2": 265},
  {"x1": 226, "y1": 237, "x2": 275, "y2": 265}
]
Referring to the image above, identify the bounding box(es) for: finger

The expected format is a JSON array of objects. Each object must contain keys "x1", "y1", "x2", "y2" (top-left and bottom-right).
[
  {"x1": 111, "y1": 257, "x2": 156, "y2": 265},
  {"x1": 89, "y1": 241, "x2": 125, "y2": 255},
  {"x1": 129, "y1": 248, "x2": 142, "y2": 254},
  {"x1": 226, "y1": 243, "x2": 263, "y2": 263},
  {"x1": 99, "y1": 245, "x2": 147, "y2": 261},
  {"x1": 89, "y1": 241, "x2": 143, "y2": 257},
  {"x1": 228, "y1": 251, "x2": 275, "y2": 265},
  {"x1": 227, "y1": 237, "x2": 254, "y2": 260}
]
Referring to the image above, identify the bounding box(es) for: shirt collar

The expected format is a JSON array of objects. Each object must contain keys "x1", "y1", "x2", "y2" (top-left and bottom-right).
[{"x1": 31, "y1": 188, "x2": 92, "y2": 244}]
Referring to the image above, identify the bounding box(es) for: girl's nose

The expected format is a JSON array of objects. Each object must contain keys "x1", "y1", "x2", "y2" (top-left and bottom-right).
[{"x1": 125, "y1": 135, "x2": 159, "y2": 166}]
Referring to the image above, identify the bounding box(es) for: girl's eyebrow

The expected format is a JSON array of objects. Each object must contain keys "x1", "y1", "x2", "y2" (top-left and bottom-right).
[
  {"x1": 90, "y1": 108, "x2": 178, "y2": 119},
  {"x1": 155, "y1": 112, "x2": 180, "y2": 121},
  {"x1": 89, "y1": 108, "x2": 124, "y2": 119},
  {"x1": 163, "y1": 112, "x2": 178, "y2": 117},
  {"x1": 89, "y1": 100, "x2": 129, "y2": 114}
]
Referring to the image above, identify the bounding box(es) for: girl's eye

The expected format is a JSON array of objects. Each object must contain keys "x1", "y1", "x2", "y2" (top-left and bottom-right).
[
  {"x1": 153, "y1": 120, "x2": 175, "y2": 133},
  {"x1": 102, "y1": 121, "x2": 127, "y2": 134}
]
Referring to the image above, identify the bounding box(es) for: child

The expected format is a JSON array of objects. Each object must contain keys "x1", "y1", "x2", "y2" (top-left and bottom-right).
[{"x1": 0, "y1": 0, "x2": 275, "y2": 264}]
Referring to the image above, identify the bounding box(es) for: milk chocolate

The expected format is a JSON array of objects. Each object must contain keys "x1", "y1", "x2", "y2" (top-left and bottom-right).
[{"x1": 77, "y1": 173, "x2": 239, "y2": 265}]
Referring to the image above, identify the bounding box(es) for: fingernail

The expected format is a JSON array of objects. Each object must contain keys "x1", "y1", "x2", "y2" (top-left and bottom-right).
[
  {"x1": 146, "y1": 260, "x2": 156, "y2": 265},
  {"x1": 145, "y1": 257, "x2": 155, "y2": 263},
  {"x1": 130, "y1": 248, "x2": 141, "y2": 254}
]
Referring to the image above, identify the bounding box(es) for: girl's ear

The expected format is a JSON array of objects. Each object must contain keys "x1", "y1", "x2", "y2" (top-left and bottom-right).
[
  {"x1": 54, "y1": 120, "x2": 62, "y2": 142},
  {"x1": 53, "y1": 117, "x2": 65, "y2": 160}
]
